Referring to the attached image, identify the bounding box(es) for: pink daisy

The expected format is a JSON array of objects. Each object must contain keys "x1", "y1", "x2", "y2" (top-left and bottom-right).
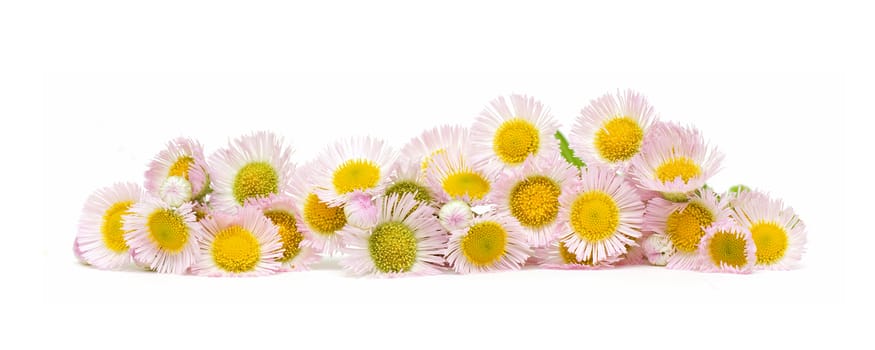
[
  {"x1": 643, "y1": 188, "x2": 731, "y2": 270},
  {"x1": 123, "y1": 196, "x2": 203, "y2": 274},
  {"x1": 730, "y1": 190, "x2": 807, "y2": 270},
  {"x1": 629, "y1": 121, "x2": 723, "y2": 201},
  {"x1": 470, "y1": 94, "x2": 560, "y2": 174},
  {"x1": 312, "y1": 137, "x2": 397, "y2": 207},
  {"x1": 424, "y1": 144, "x2": 498, "y2": 206},
  {"x1": 698, "y1": 220, "x2": 757, "y2": 274},
  {"x1": 289, "y1": 162, "x2": 353, "y2": 255},
  {"x1": 209, "y1": 131, "x2": 295, "y2": 214},
  {"x1": 445, "y1": 209, "x2": 532, "y2": 274},
  {"x1": 191, "y1": 206, "x2": 283, "y2": 277},
  {"x1": 75, "y1": 183, "x2": 143, "y2": 269},
  {"x1": 400, "y1": 124, "x2": 469, "y2": 180},
  {"x1": 341, "y1": 193, "x2": 447, "y2": 277},
  {"x1": 570, "y1": 90, "x2": 657, "y2": 168},
  {"x1": 144, "y1": 137, "x2": 210, "y2": 206},
  {"x1": 489, "y1": 152, "x2": 578, "y2": 248},
  {"x1": 558, "y1": 165, "x2": 645, "y2": 264},
  {"x1": 247, "y1": 195, "x2": 319, "y2": 272}
]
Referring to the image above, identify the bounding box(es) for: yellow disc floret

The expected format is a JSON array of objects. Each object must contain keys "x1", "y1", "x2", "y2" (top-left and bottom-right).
[
  {"x1": 442, "y1": 171, "x2": 490, "y2": 200},
  {"x1": 263, "y1": 210, "x2": 303, "y2": 263},
  {"x1": 233, "y1": 162, "x2": 279, "y2": 204},
  {"x1": 750, "y1": 221, "x2": 788, "y2": 265},
  {"x1": 665, "y1": 202, "x2": 713, "y2": 252},
  {"x1": 303, "y1": 193, "x2": 347, "y2": 235},
  {"x1": 461, "y1": 221, "x2": 508, "y2": 266},
  {"x1": 147, "y1": 209, "x2": 189, "y2": 252},
  {"x1": 569, "y1": 191, "x2": 620, "y2": 242},
  {"x1": 509, "y1": 176, "x2": 560, "y2": 227},
  {"x1": 102, "y1": 201, "x2": 134, "y2": 253},
  {"x1": 332, "y1": 159, "x2": 380, "y2": 194},
  {"x1": 493, "y1": 118, "x2": 540, "y2": 164},
  {"x1": 594, "y1": 116, "x2": 644, "y2": 162},
  {"x1": 211, "y1": 225, "x2": 261, "y2": 273},
  {"x1": 368, "y1": 221, "x2": 418, "y2": 273},
  {"x1": 655, "y1": 157, "x2": 701, "y2": 184},
  {"x1": 168, "y1": 156, "x2": 194, "y2": 180},
  {"x1": 708, "y1": 231, "x2": 749, "y2": 268}
]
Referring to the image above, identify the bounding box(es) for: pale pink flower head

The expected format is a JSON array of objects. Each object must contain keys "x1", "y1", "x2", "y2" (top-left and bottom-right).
[
  {"x1": 470, "y1": 94, "x2": 560, "y2": 174},
  {"x1": 629, "y1": 121, "x2": 723, "y2": 201},
  {"x1": 123, "y1": 195, "x2": 203, "y2": 274},
  {"x1": 730, "y1": 190, "x2": 807, "y2": 270},
  {"x1": 209, "y1": 131, "x2": 295, "y2": 214},
  {"x1": 400, "y1": 124, "x2": 469, "y2": 181},
  {"x1": 341, "y1": 193, "x2": 448, "y2": 277},
  {"x1": 75, "y1": 182, "x2": 143, "y2": 270},
  {"x1": 288, "y1": 162, "x2": 352, "y2": 255},
  {"x1": 445, "y1": 209, "x2": 532, "y2": 274},
  {"x1": 312, "y1": 136, "x2": 397, "y2": 207},
  {"x1": 144, "y1": 137, "x2": 210, "y2": 204},
  {"x1": 438, "y1": 200, "x2": 474, "y2": 232},
  {"x1": 489, "y1": 152, "x2": 578, "y2": 248},
  {"x1": 558, "y1": 165, "x2": 645, "y2": 264},
  {"x1": 698, "y1": 219, "x2": 756, "y2": 274},
  {"x1": 570, "y1": 90, "x2": 657, "y2": 168},
  {"x1": 246, "y1": 194, "x2": 319, "y2": 272},
  {"x1": 643, "y1": 188, "x2": 731, "y2": 271},
  {"x1": 191, "y1": 205, "x2": 283, "y2": 277},
  {"x1": 641, "y1": 233, "x2": 675, "y2": 266},
  {"x1": 424, "y1": 143, "x2": 499, "y2": 207},
  {"x1": 343, "y1": 190, "x2": 379, "y2": 229}
]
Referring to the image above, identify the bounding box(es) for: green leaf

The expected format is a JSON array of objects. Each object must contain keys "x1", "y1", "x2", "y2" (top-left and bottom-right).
[{"x1": 555, "y1": 131, "x2": 585, "y2": 168}]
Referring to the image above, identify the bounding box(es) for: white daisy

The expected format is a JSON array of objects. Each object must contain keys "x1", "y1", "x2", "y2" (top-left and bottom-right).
[
  {"x1": 570, "y1": 90, "x2": 657, "y2": 167},
  {"x1": 75, "y1": 183, "x2": 143, "y2": 269},
  {"x1": 209, "y1": 131, "x2": 295, "y2": 213}
]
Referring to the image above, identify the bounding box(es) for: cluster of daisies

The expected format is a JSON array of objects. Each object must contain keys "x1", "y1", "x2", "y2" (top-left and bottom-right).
[{"x1": 73, "y1": 91, "x2": 806, "y2": 277}]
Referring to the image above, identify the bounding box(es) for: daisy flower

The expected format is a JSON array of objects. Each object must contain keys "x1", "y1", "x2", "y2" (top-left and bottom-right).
[
  {"x1": 730, "y1": 190, "x2": 807, "y2": 270},
  {"x1": 341, "y1": 194, "x2": 447, "y2": 277},
  {"x1": 75, "y1": 183, "x2": 143, "y2": 269},
  {"x1": 289, "y1": 162, "x2": 353, "y2": 255},
  {"x1": 569, "y1": 90, "x2": 657, "y2": 168},
  {"x1": 248, "y1": 195, "x2": 319, "y2": 271},
  {"x1": 383, "y1": 159, "x2": 435, "y2": 206},
  {"x1": 437, "y1": 200, "x2": 474, "y2": 232},
  {"x1": 445, "y1": 210, "x2": 532, "y2": 274},
  {"x1": 698, "y1": 220, "x2": 756, "y2": 274},
  {"x1": 470, "y1": 94, "x2": 560, "y2": 173},
  {"x1": 144, "y1": 137, "x2": 211, "y2": 206},
  {"x1": 425, "y1": 144, "x2": 498, "y2": 206},
  {"x1": 123, "y1": 196, "x2": 203, "y2": 274},
  {"x1": 209, "y1": 131, "x2": 295, "y2": 213},
  {"x1": 400, "y1": 124, "x2": 469, "y2": 179},
  {"x1": 643, "y1": 188, "x2": 731, "y2": 270},
  {"x1": 191, "y1": 205, "x2": 283, "y2": 277},
  {"x1": 311, "y1": 137, "x2": 396, "y2": 207},
  {"x1": 640, "y1": 233, "x2": 675, "y2": 266},
  {"x1": 629, "y1": 122, "x2": 724, "y2": 201},
  {"x1": 541, "y1": 240, "x2": 620, "y2": 270},
  {"x1": 558, "y1": 166, "x2": 645, "y2": 264},
  {"x1": 343, "y1": 190, "x2": 379, "y2": 229},
  {"x1": 489, "y1": 152, "x2": 578, "y2": 248}
]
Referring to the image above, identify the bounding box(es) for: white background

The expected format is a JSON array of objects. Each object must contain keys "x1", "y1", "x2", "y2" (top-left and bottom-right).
[{"x1": 4, "y1": 0, "x2": 869, "y2": 349}]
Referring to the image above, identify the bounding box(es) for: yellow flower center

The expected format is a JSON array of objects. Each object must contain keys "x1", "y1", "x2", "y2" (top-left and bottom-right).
[
  {"x1": 569, "y1": 191, "x2": 620, "y2": 242},
  {"x1": 665, "y1": 202, "x2": 714, "y2": 253},
  {"x1": 101, "y1": 201, "x2": 133, "y2": 253},
  {"x1": 332, "y1": 159, "x2": 380, "y2": 194},
  {"x1": 369, "y1": 221, "x2": 418, "y2": 273},
  {"x1": 233, "y1": 162, "x2": 279, "y2": 204},
  {"x1": 461, "y1": 221, "x2": 508, "y2": 266},
  {"x1": 303, "y1": 193, "x2": 347, "y2": 235},
  {"x1": 169, "y1": 156, "x2": 194, "y2": 180},
  {"x1": 211, "y1": 225, "x2": 261, "y2": 273},
  {"x1": 655, "y1": 157, "x2": 701, "y2": 184},
  {"x1": 263, "y1": 210, "x2": 303, "y2": 263},
  {"x1": 442, "y1": 171, "x2": 490, "y2": 200},
  {"x1": 708, "y1": 231, "x2": 749, "y2": 268},
  {"x1": 385, "y1": 180, "x2": 432, "y2": 203},
  {"x1": 750, "y1": 221, "x2": 789, "y2": 265},
  {"x1": 493, "y1": 118, "x2": 540, "y2": 164},
  {"x1": 594, "y1": 116, "x2": 644, "y2": 163},
  {"x1": 509, "y1": 176, "x2": 560, "y2": 227},
  {"x1": 147, "y1": 209, "x2": 189, "y2": 252}
]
